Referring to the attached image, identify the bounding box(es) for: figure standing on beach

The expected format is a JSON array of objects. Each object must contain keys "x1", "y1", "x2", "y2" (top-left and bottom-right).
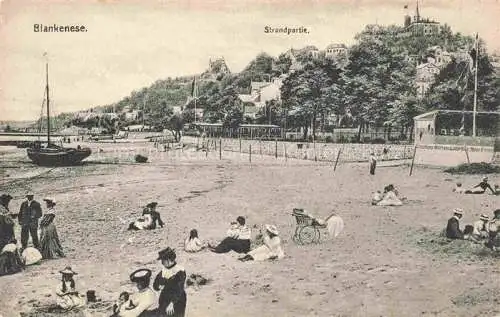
[
  {"x1": 369, "y1": 152, "x2": 377, "y2": 175},
  {"x1": 40, "y1": 198, "x2": 65, "y2": 259},
  {"x1": 0, "y1": 194, "x2": 15, "y2": 249},
  {"x1": 18, "y1": 193, "x2": 42, "y2": 251},
  {"x1": 153, "y1": 248, "x2": 187, "y2": 317}
]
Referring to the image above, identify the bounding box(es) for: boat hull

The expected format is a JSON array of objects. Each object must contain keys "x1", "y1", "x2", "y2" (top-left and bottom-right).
[{"x1": 27, "y1": 147, "x2": 92, "y2": 166}]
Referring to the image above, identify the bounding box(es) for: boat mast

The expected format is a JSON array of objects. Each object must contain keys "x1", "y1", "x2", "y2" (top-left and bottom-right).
[{"x1": 46, "y1": 58, "x2": 51, "y2": 144}]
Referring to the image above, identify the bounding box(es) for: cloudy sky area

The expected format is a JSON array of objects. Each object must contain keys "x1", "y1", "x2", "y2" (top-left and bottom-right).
[{"x1": 1, "y1": 0, "x2": 499, "y2": 121}]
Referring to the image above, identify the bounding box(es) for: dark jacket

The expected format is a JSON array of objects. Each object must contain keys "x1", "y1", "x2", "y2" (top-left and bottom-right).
[
  {"x1": 18, "y1": 200, "x2": 42, "y2": 226},
  {"x1": 446, "y1": 217, "x2": 463, "y2": 239},
  {"x1": 0, "y1": 214, "x2": 15, "y2": 250},
  {"x1": 153, "y1": 266, "x2": 186, "y2": 315}
]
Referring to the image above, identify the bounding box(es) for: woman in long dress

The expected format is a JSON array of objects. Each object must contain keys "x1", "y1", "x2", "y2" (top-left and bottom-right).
[
  {"x1": 40, "y1": 198, "x2": 65, "y2": 259},
  {"x1": 153, "y1": 247, "x2": 187, "y2": 317},
  {"x1": 239, "y1": 224, "x2": 284, "y2": 262},
  {"x1": 0, "y1": 194, "x2": 24, "y2": 276}
]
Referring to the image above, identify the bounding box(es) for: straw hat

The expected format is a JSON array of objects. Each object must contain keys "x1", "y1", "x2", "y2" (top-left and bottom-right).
[
  {"x1": 483, "y1": 177, "x2": 489, "y2": 181},
  {"x1": 479, "y1": 214, "x2": 489, "y2": 221},
  {"x1": 43, "y1": 198, "x2": 56, "y2": 204},
  {"x1": 453, "y1": 208, "x2": 464, "y2": 215},
  {"x1": 129, "y1": 268, "x2": 152, "y2": 283},
  {"x1": 59, "y1": 266, "x2": 78, "y2": 275},
  {"x1": 265, "y1": 224, "x2": 279, "y2": 236}
]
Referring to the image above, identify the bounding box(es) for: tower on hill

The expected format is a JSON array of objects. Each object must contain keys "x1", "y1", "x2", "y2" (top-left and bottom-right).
[{"x1": 403, "y1": 1, "x2": 440, "y2": 36}]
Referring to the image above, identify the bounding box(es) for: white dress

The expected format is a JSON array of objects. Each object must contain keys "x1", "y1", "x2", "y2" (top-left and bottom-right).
[
  {"x1": 377, "y1": 191, "x2": 403, "y2": 206},
  {"x1": 248, "y1": 235, "x2": 284, "y2": 261},
  {"x1": 55, "y1": 281, "x2": 86, "y2": 309},
  {"x1": 184, "y1": 237, "x2": 205, "y2": 252},
  {"x1": 325, "y1": 215, "x2": 344, "y2": 238},
  {"x1": 132, "y1": 214, "x2": 153, "y2": 230}
]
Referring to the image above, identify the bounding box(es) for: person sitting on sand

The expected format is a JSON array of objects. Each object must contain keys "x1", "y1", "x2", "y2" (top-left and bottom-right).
[
  {"x1": 472, "y1": 214, "x2": 490, "y2": 241},
  {"x1": 209, "y1": 216, "x2": 251, "y2": 254},
  {"x1": 239, "y1": 224, "x2": 284, "y2": 262},
  {"x1": 115, "y1": 269, "x2": 156, "y2": 317},
  {"x1": 371, "y1": 191, "x2": 383, "y2": 205},
  {"x1": 128, "y1": 202, "x2": 164, "y2": 231},
  {"x1": 446, "y1": 208, "x2": 464, "y2": 240},
  {"x1": 0, "y1": 239, "x2": 24, "y2": 277},
  {"x1": 452, "y1": 182, "x2": 465, "y2": 194},
  {"x1": 184, "y1": 229, "x2": 206, "y2": 253},
  {"x1": 111, "y1": 292, "x2": 136, "y2": 317},
  {"x1": 485, "y1": 209, "x2": 500, "y2": 251},
  {"x1": 376, "y1": 185, "x2": 403, "y2": 206},
  {"x1": 142, "y1": 202, "x2": 164, "y2": 230},
  {"x1": 55, "y1": 266, "x2": 86, "y2": 310},
  {"x1": 465, "y1": 177, "x2": 496, "y2": 194},
  {"x1": 462, "y1": 225, "x2": 479, "y2": 243}
]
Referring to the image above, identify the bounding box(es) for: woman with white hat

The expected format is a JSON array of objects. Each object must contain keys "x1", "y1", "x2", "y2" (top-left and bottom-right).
[
  {"x1": 472, "y1": 214, "x2": 490, "y2": 240},
  {"x1": 239, "y1": 224, "x2": 284, "y2": 262},
  {"x1": 40, "y1": 198, "x2": 65, "y2": 259},
  {"x1": 446, "y1": 208, "x2": 464, "y2": 239}
]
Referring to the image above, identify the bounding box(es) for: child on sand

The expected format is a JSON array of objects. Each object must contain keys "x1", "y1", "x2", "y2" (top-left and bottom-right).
[
  {"x1": 184, "y1": 229, "x2": 206, "y2": 253},
  {"x1": 111, "y1": 291, "x2": 136, "y2": 317},
  {"x1": 452, "y1": 182, "x2": 465, "y2": 194}
]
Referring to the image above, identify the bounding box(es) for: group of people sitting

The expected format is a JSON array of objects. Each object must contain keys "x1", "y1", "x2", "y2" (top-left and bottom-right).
[
  {"x1": 445, "y1": 208, "x2": 500, "y2": 250},
  {"x1": 371, "y1": 184, "x2": 406, "y2": 206},
  {"x1": 48, "y1": 247, "x2": 188, "y2": 317},
  {"x1": 183, "y1": 216, "x2": 286, "y2": 262},
  {"x1": 0, "y1": 193, "x2": 65, "y2": 277},
  {"x1": 452, "y1": 177, "x2": 499, "y2": 195}
]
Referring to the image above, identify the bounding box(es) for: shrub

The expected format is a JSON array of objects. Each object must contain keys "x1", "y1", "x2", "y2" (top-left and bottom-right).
[
  {"x1": 135, "y1": 154, "x2": 148, "y2": 163},
  {"x1": 371, "y1": 138, "x2": 386, "y2": 144},
  {"x1": 444, "y1": 162, "x2": 500, "y2": 174},
  {"x1": 325, "y1": 136, "x2": 334, "y2": 143}
]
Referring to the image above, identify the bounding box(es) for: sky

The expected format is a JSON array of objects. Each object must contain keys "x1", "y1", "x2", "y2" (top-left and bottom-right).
[{"x1": 1, "y1": 0, "x2": 499, "y2": 121}]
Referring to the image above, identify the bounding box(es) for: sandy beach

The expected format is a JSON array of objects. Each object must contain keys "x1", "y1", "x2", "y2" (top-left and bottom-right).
[{"x1": 0, "y1": 142, "x2": 499, "y2": 317}]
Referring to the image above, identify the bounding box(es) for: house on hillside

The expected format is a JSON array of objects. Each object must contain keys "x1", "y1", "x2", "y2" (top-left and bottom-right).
[
  {"x1": 415, "y1": 62, "x2": 441, "y2": 98},
  {"x1": 237, "y1": 77, "x2": 284, "y2": 119}
]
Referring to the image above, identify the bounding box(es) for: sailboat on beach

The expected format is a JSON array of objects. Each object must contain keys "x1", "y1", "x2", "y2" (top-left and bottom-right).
[{"x1": 27, "y1": 55, "x2": 92, "y2": 166}]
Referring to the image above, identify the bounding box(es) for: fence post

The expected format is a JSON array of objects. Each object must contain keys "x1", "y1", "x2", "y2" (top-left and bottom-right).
[
  {"x1": 313, "y1": 139, "x2": 317, "y2": 162},
  {"x1": 219, "y1": 138, "x2": 222, "y2": 160},
  {"x1": 259, "y1": 140, "x2": 262, "y2": 156},
  {"x1": 334, "y1": 147, "x2": 342, "y2": 171},
  {"x1": 239, "y1": 137, "x2": 242, "y2": 153},
  {"x1": 206, "y1": 140, "x2": 209, "y2": 158},
  {"x1": 196, "y1": 137, "x2": 199, "y2": 150},
  {"x1": 464, "y1": 145, "x2": 471, "y2": 164},
  {"x1": 409, "y1": 145, "x2": 418, "y2": 176},
  {"x1": 275, "y1": 139, "x2": 278, "y2": 159},
  {"x1": 249, "y1": 144, "x2": 252, "y2": 163},
  {"x1": 284, "y1": 143, "x2": 287, "y2": 161}
]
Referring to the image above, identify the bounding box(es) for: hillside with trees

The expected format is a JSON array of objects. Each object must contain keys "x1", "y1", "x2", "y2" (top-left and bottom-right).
[{"x1": 65, "y1": 23, "x2": 498, "y2": 142}]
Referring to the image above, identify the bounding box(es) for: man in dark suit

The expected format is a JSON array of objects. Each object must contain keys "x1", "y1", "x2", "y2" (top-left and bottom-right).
[
  {"x1": 18, "y1": 194, "x2": 42, "y2": 250},
  {"x1": 446, "y1": 208, "x2": 464, "y2": 239}
]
